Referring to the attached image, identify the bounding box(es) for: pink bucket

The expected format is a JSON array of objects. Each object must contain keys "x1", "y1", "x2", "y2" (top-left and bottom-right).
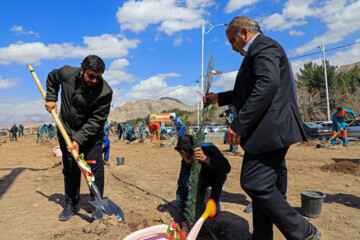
[{"x1": 53, "y1": 146, "x2": 62, "y2": 157}]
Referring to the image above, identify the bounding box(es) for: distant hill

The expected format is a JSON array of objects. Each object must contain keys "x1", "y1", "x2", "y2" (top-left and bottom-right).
[
  {"x1": 336, "y1": 61, "x2": 360, "y2": 73},
  {"x1": 0, "y1": 113, "x2": 53, "y2": 129},
  {"x1": 159, "y1": 97, "x2": 185, "y2": 105},
  {"x1": 109, "y1": 98, "x2": 197, "y2": 123}
]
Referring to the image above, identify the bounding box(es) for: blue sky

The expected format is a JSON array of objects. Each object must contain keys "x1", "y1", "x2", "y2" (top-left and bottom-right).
[{"x1": 0, "y1": 0, "x2": 360, "y2": 124}]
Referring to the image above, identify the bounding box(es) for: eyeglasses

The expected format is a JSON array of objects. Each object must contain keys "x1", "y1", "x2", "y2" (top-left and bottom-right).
[{"x1": 87, "y1": 72, "x2": 102, "y2": 81}]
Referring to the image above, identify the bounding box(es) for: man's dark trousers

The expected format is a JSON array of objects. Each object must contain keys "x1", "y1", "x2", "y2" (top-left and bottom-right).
[
  {"x1": 58, "y1": 132, "x2": 104, "y2": 206},
  {"x1": 241, "y1": 147, "x2": 309, "y2": 240}
]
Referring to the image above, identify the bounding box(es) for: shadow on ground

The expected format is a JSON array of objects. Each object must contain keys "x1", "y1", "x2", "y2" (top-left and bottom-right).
[
  {"x1": 221, "y1": 190, "x2": 250, "y2": 206},
  {"x1": 36, "y1": 191, "x2": 95, "y2": 222},
  {"x1": 0, "y1": 162, "x2": 61, "y2": 198},
  {"x1": 323, "y1": 192, "x2": 360, "y2": 210}
]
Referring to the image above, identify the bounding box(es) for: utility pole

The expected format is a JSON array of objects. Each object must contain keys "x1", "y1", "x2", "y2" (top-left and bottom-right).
[
  {"x1": 196, "y1": 80, "x2": 200, "y2": 127},
  {"x1": 319, "y1": 40, "x2": 331, "y2": 121},
  {"x1": 201, "y1": 18, "x2": 227, "y2": 113}
]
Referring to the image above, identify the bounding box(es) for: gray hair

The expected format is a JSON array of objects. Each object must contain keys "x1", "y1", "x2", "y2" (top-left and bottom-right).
[{"x1": 226, "y1": 16, "x2": 262, "y2": 35}]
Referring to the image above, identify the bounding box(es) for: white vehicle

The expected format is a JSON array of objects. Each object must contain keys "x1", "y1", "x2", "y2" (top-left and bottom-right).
[
  {"x1": 204, "y1": 126, "x2": 219, "y2": 133},
  {"x1": 217, "y1": 126, "x2": 228, "y2": 132}
]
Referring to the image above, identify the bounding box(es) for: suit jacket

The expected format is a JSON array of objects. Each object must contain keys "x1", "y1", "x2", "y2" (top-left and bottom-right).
[{"x1": 218, "y1": 34, "x2": 306, "y2": 154}]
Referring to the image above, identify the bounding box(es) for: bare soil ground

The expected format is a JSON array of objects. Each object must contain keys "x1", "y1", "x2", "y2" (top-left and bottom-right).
[{"x1": 0, "y1": 134, "x2": 359, "y2": 239}]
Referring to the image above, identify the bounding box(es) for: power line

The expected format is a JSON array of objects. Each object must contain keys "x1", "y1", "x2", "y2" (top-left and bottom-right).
[
  {"x1": 289, "y1": 41, "x2": 360, "y2": 60},
  {"x1": 150, "y1": 40, "x2": 360, "y2": 99},
  {"x1": 150, "y1": 76, "x2": 201, "y2": 100}
]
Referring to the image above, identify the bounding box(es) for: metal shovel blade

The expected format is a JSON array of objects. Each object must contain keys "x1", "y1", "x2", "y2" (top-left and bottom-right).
[
  {"x1": 89, "y1": 198, "x2": 125, "y2": 221},
  {"x1": 89, "y1": 183, "x2": 125, "y2": 221}
]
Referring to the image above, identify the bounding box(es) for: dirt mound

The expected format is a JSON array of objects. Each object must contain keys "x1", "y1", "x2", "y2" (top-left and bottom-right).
[{"x1": 321, "y1": 161, "x2": 360, "y2": 175}]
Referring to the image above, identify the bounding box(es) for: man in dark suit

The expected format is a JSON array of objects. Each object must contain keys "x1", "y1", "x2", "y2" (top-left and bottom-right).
[{"x1": 203, "y1": 16, "x2": 321, "y2": 240}]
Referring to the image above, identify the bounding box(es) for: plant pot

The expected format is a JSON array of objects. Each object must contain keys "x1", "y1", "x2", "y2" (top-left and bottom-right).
[
  {"x1": 300, "y1": 190, "x2": 326, "y2": 218},
  {"x1": 116, "y1": 157, "x2": 125, "y2": 165}
]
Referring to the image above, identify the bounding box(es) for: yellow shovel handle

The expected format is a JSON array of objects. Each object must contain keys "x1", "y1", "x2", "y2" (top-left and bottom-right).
[{"x1": 27, "y1": 64, "x2": 91, "y2": 183}]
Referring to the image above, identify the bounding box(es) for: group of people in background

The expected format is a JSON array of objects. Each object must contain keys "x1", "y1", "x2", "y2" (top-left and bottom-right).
[
  {"x1": 9, "y1": 123, "x2": 22, "y2": 141},
  {"x1": 36, "y1": 124, "x2": 55, "y2": 143},
  {"x1": 7, "y1": 123, "x2": 56, "y2": 143}
]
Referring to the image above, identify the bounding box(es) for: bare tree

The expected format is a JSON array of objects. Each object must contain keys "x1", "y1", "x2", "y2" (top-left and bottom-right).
[{"x1": 297, "y1": 85, "x2": 327, "y2": 121}]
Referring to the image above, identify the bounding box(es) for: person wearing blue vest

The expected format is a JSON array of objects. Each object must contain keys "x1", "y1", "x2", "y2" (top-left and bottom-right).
[
  {"x1": 170, "y1": 115, "x2": 186, "y2": 136},
  {"x1": 102, "y1": 131, "x2": 111, "y2": 166},
  {"x1": 331, "y1": 107, "x2": 358, "y2": 147},
  {"x1": 175, "y1": 134, "x2": 231, "y2": 236},
  {"x1": 160, "y1": 127, "x2": 170, "y2": 140},
  {"x1": 219, "y1": 104, "x2": 239, "y2": 154}
]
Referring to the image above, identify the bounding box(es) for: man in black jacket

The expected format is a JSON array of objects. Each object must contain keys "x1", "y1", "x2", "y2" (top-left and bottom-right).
[
  {"x1": 204, "y1": 16, "x2": 321, "y2": 240},
  {"x1": 10, "y1": 124, "x2": 18, "y2": 141},
  {"x1": 45, "y1": 55, "x2": 112, "y2": 221}
]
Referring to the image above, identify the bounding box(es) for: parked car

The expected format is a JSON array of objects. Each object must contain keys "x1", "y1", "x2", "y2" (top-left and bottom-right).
[
  {"x1": 315, "y1": 121, "x2": 333, "y2": 130},
  {"x1": 345, "y1": 119, "x2": 360, "y2": 138},
  {"x1": 217, "y1": 126, "x2": 228, "y2": 132},
  {"x1": 302, "y1": 122, "x2": 332, "y2": 140},
  {"x1": 204, "y1": 126, "x2": 220, "y2": 134},
  {"x1": 211, "y1": 126, "x2": 220, "y2": 133}
]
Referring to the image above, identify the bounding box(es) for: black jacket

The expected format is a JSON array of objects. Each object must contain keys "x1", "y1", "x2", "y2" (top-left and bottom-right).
[
  {"x1": 45, "y1": 65, "x2": 112, "y2": 146},
  {"x1": 10, "y1": 126, "x2": 18, "y2": 133},
  {"x1": 218, "y1": 34, "x2": 306, "y2": 154}
]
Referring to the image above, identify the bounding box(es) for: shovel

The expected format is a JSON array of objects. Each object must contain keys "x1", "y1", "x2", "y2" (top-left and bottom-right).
[{"x1": 28, "y1": 64, "x2": 124, "y2": 221}]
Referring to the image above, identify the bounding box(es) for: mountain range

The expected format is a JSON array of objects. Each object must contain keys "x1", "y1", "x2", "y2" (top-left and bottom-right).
[
  {"x1": 108, "y1": 98, "x2": 197, "y2": 123},
  {"x1": 0, "y1": 98, "x2": 197, "y2": 129}
]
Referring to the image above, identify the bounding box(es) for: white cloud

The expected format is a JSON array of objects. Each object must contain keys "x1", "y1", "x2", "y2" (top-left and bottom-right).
[
  {"x1": 290, "y1": 38, "x2": 360, "y2": 74},
  {"x1": 116, "y1": 0, "x2": 213, "y2": 35},
  {"x1": 111, "y1": 72, "x2": 202, "y2": 106},
  {"x1": 186, "y1": 0, "x2": 215, "y2": 9},
  {"x1": 127, "y1": 73, "x2": 180, "y2": 99},
  {"x1": 213, "y1": 71, "x2": 237, "y2": 90},
  {"x1": 261, "y1": 0, "x2": 360, "y2": 54},
  {"x1": 289, "y1": 30, "x2": 305, "y2": 36},
  {"x1": 261, "y1": 13, "x2": 307, "y2": 31},
  {"x1": 0, "y1": 76, "x2": 20, "y2": 89},
  {"x1": 212, "y1": 37, "x2": 218, "y2": 42},
  {"x1": 282, "y1": 0, "x2": 320, "y2": 20},
  {"x1": 103, "y1": 70, "x2": 138, "y2": 86},
  {"x1": 103, "y1": 58, "x2": 137, "y2": 86},
  {"x1": 11, "y1": 25, "x2": 39, "y2": 37},
  {"x1": 0, "y1": 34, "x2": 140, "y2": 65},
  {"x1": 174, "y1": 38, "x2": 183, "y2": 46},
  {"x1": 0, "y1": 99, "x2": 45, "y2": 115},
  {"x1": 109, "y1": 58, "x2": 130, "y2": 70},
  {"x1": 224, "y1": 0, "x2": 259, "y2": 13},
  {"x1": 294, "y1": 1, "x2": 360, "y2": 54},
  {"x1": 327, "y1": 39, "x2": 360, "y2": 68}
]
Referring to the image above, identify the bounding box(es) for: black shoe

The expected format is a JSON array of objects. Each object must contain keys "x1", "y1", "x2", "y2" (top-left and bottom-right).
[
  {"x1": 304, "y1": 225, "x2": 322, "y2": 240},
  {"x1": 244, "y1": 202, "x2": 253, "y2": 213},
  {"x1": 91, "y1": 206, "x2": 103, "y2": 220},
  {"x1": 59, "y1": 204, "x2": 76, "y2": 221}
]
